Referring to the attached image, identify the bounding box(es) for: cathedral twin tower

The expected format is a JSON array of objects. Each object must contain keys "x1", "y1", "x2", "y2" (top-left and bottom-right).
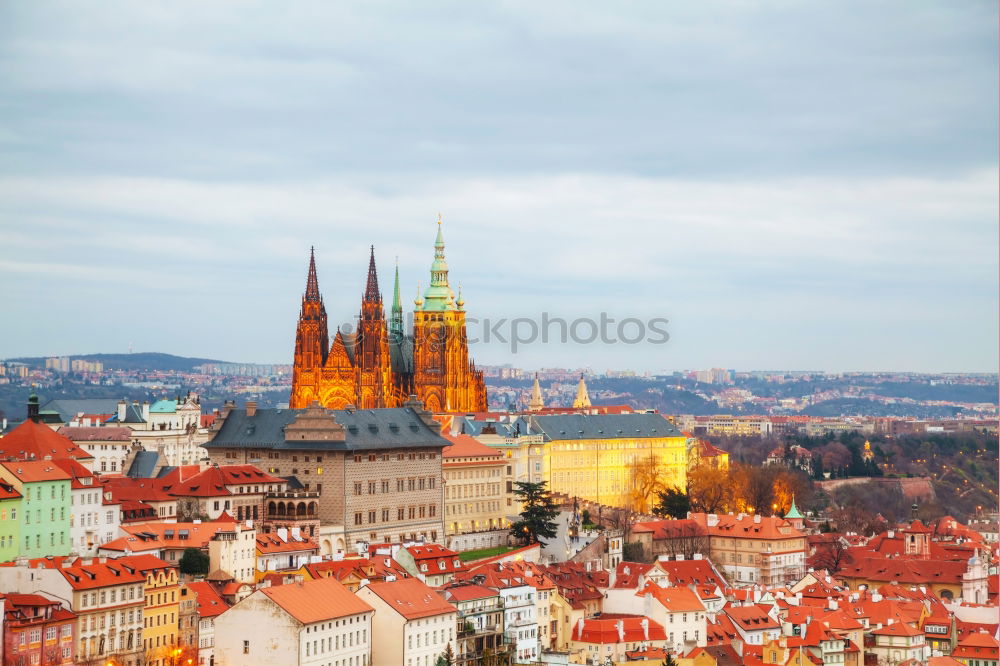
[{"x1": 290, "y1": 218, "x2": 487, "y2": 413}]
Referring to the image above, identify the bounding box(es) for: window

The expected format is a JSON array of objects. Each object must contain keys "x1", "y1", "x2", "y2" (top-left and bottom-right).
[
  {"x1": 368, "y1": 511, "x2": 376, "y2": 524},
  {"x1": 354, "y1": 513, "x2": 363, "y2": 526},
  {"x1": 243, "y1": 640, "x2": 250, "y2": 654},
  {"x1": 354, "y1": 482, "x2": 363, "y2": 495}
]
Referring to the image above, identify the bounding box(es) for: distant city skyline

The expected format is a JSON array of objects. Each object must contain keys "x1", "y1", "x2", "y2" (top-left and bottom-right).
[{"x1": 1, "y1": 3, "x2": 996, "y2": 373}]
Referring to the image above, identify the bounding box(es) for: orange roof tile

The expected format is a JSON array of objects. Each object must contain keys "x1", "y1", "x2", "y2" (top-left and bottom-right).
[
  {"x1": 260, "y1": 577, "x2": 372, "y2": 624},
  {"x1": 0, "y1": 419, "x2": 93, "y2": 461},
  {"x1": 0, "y1": 460, "x2": 72, "y2": 483},
  {"x1": 572, "y1": 614, "x2": 667, "y2": 644},
  {"x1": 186, "y1": 581, "x2": 230, "y2": 619},
  {"x1": 363, "y1": 578, "x2": 458, "y2": 620},
  {"x1": 441, "y1": 432, "x2": 503, "y2": 459}
]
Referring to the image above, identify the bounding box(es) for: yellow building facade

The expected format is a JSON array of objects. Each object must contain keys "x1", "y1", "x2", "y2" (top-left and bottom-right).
[
  {"x1": 135, "y1": 559, "x2": 181, "y2": 666},
  {"x1": 527, "y1": 413, "x2": 687, "y2": 508}
]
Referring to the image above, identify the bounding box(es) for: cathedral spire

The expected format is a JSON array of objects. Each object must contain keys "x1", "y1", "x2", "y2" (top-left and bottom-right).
[
  {"x1": 529, "y1": 373, "x2": 544, "y2": 411},
  {"x1": 364, "y1": 245, "x2": 381, "y2": 302},
  {"x1": 572, "y1": 373, "x2": 591, "y2": 409},
  {"x1": 390, "y1": 257, "x2": 403, "y2": 340},
  {"x1": 304, "y1": 246, "x2": 321, "y2": 301},
  {"x1": 421, "y1": 214, "x2": 456, "y2": 311}
]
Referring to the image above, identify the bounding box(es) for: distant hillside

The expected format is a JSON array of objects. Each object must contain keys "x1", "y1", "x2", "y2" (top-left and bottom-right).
[{"x1": 7, "y1": 352, "x2": 230, "y2": 372}]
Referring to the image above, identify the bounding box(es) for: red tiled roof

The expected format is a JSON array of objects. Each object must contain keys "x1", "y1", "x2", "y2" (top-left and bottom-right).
[
  {"x1": 52, "y1": 458, "x2": 96, "y2": 489},
  {"x1": 0, "y1": 481, "x2": 21, "y2": 500},
  {"x1": 725, "y1": 604, "x2": 780, "y2": 630},
  {"x1": 441, "y1": 432, "x2": 503, "y2": 460},
  {"x1": 572, "y1": 614, "x2": 667, "y2": 644},
  {"x1": 654, "y1": 558, "x2": 727, "y2": 588},
  {"x1": 439, "y1": 583, "x2": 497, "y2": 602},
  {"x1": 0, "y1": 419, "x2": 93, "y2": 461},
  {"x1": 362, "y1": 578, "x2": 457, "y2": 620},
  {"x1": 872, "y1": 622, "x2": 924, "y2": 637},
  {"x1": 612, "y1": 561, "x2": 654, "y2": 589},
  {"x1": 639, "y1": 582, "x2": 706, "y2": 612},
  {"x1": 186, "y1": 581, "x2": 230, "y2": 619},
  {"x1": 255, "y1": 534, "x2": 318, "y2": 555},
  {"x1": 101, "y1": 521, "x2": 242, "y2": 552},
  {"x1": 690, "y1": 511, "x2": 805, "y2": 540},
  {"x1": 260, "y1": 577, "x2": 372, "y2": 624},
  {"x1": 0, "y1": 555, "x2": 166, "y2": 591},
  {"x1": 0, "y1": 460, "x2": 72, "y2": 483},
  {"x1": 166, "y1": 465, "x2": 285, "y2": 497},
  {"x1": 57, "y1": 426, "x2": 132, "y2": 442}
]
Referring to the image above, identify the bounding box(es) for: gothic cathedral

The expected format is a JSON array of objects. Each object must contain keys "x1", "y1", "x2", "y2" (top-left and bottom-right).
[{"x1": 289, "y1": 218, "x2": 488, "y2": 413}]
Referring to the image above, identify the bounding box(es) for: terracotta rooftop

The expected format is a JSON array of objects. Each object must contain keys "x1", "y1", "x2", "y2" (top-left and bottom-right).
[
  {"x1": 0, "y1": 419, "x2": 93, "y2": 461},
  {"x1": 441, "y1": 432, "x2": 502, "y2": 459},
  {"x1": 0, "y1": 460, "x2": 72, "y2": 484},
  {"x1": 261, "y1": 577, "x2": 372, "y2": 624},
  {"x1": 363, "y1": 577, "x2": 457, "y2": 620},
  {"x1": 186, "y1": 581, "x2": 230, "y2": 619}
]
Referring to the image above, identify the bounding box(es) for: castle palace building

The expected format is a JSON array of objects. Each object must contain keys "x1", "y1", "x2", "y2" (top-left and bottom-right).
[{"x1": 290, "y1": 218, "x2": 487, "y2": 413}]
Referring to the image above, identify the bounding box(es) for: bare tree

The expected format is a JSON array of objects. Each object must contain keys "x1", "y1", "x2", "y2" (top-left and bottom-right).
[
  {"x1": 686, "y1": 465, "x2": 731, "y2": 514},
  {"x1": 812, "y1": 539, "x2": 849, "y2": 574}
]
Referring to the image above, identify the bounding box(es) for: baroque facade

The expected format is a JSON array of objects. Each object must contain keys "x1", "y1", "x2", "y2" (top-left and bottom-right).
[{"x1": 290, "y1": 218, "x2": 487, "y2": 413}]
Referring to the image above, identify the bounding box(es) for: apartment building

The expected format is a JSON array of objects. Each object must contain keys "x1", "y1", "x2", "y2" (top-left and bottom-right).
[
  {"x1": 357, "y1": 577, "x2": 458, "y2": 666},
  {"x1": 0, "y1": 461, "x2": 72, "y2": 558},
  {"x1": 441, "y1": 432, "x2": 510, "y2": 550},
  {"x1": 688, "y1": 512, "x2": 806, "y2": 586},
  {"x1": 0, "y1": 555, "x2": 148, "y2": 665},
  {"x1": 214, "y1": 577, "x2": 373, "y2": 666},
  {"x1": 204, "y1": 401, "x2": 448, "y2": 551}
]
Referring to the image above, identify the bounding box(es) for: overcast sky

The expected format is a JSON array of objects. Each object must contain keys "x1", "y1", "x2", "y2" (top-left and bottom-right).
[{"x1": 0, "y1": 1, "x2": 996, "y2": 373}]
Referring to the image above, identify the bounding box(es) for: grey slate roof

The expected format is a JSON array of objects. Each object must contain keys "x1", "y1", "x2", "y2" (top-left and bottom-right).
[
  {"x1": 526, "y1": 412, "x2": 683, "y2": 441},
  {"x1": 458, "y1": 418, "x2": 524, "y2": 438},
  {"x1": 127, "y1": 451, "x2": 161, "y2": 478},
  {"x1": 205, "y1": 406, "x2": 449, "y2": 451},
  {"x1": 42, "y1": 398, "x2": 121, "y2": 421}
]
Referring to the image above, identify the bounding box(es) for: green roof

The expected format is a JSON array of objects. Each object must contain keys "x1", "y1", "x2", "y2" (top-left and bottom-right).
[
  {"x1": 785, "y1": 496, "x2": 803, "y2": 520},
  {"x1": 150, "y1": 399, "x2": 178, "y2": 413}
]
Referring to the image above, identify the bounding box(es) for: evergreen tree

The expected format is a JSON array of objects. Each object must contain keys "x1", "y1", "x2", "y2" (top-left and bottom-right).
[
  {"x1": 652, "y1": 486, "x2": 691, "y2": 519},
  {"x1": 436, "y1": 642, "x2": 455, "y2": 666},
  {"x1": 178, "y1": 547, "x2": 209, "y2": 576},
  {"x1": 509, "y1": 481, "x2": 559, "y2": 545}
]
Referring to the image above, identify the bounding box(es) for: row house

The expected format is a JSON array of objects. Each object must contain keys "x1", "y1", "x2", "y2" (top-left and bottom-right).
[
  {"x1": 0, "y1": 461, "x2": 72, "y2": 559},
  {"x1": 214, "y1": 576, "x2": 374, "y2": 666},
  {"x1": 57, "y1": 426, "x2": 134, "y2": 474},
  {"x1": 455, "y1": 563, "x2": 539, "y2": 663},
  {"x1": 186, "y1": 581, "x2": 230, "y2": 666},
  {"x1": 0, "y1": 480, "x2": 22, "y2": 562},
  {"x1": 441, "y1": 432, "x2": 511, "y2": 552},
  {"x1": 54, "y1": 457, "x2": 120, "y2": 557},
  {"x1": 0, "y1": 555, "x2": 148, "y2": 665},
  {"x1": 688, "y1": 512, "x2": 807, "y2": 586},
  {"x1": 397, "y1": 543, "x2": 468, "y2": 587},
  {"x1": 165, "y1": 464, "x2": 287, "y2": 524},
  {"x1": 254, "y1": 528, "x2": 318, "y2": 576},
  {"x1": 568, "y1": 613, "x2": 668, "y2": 664},
  {"x1": 357, "y1": 577, "x2": 458, "y2": 666},
  {"x1": 438, "y1": 581, "x2": 512, "y2": 666},
  {"x1": 1, "y1": 593, "x2": 77, "y2": 666}
]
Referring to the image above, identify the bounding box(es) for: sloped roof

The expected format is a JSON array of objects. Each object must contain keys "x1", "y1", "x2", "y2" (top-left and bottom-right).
[
  {"x1": 573, "y1": 614, "x2": 667, "y2": 644},
  {"x1": 640, "y1": 582, "x2": 706, "y2": 612},
  {"x1": 0, "y1": 460, "x2": 72, "y2": 483},
  {"x1": 186, "y1": 581, "x2": 230, "y2": 619},
  {"x1": 260, "y1": 577, "x2": 372, "y2": 624},
  {"x1": 57, "y1": 426, "x2": 133, "y2": 442},
  {"x1": 362, "y1": 577, "x2": 457, "y2": 619},
  {"x1": 528, "y1": 412, "x2": 683, "y2": 440},
  {"x1": 206, "y1": 406, "x2": 449, "y2": 451},
  {"x1": 441, "y1": 432, "x2": 502, "y2": 459},
  {"x1": 0, "y1": 419, "x2": 94, "y2": 461}
]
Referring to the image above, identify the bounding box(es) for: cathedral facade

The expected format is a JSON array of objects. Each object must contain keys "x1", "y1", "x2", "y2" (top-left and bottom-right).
[{"x1": 290, "y1": 219, "x2": 487, "y2": 413}]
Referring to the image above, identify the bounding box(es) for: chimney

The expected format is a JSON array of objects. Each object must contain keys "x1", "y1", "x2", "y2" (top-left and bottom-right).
[
  {"x1": 676, "y1": 554, "x2": 684, "y2": 561},
  {"x1": 693, "y1": 553, "x2": 703, "y2": 560},
  {"x1": 277, "y1": 528, "x2": 288, "y2": 543},
  {"x1": 754, "y1": 514, "x2": 762, "y2": 524},
  {"x1": 641, "y1": 617, "x2": 650, "y2": 641},
  {"x1": 616, "y1": 619, "x2": 625, "y2": 642},
  {"x1": 707, "y1": 514, "x2": 719, "y2": 528},
  {"x1": 141, "y1": 401, "x2": 150, "y2": 422},
  {"x1": 117, "y1": 400, "x2": 127, "y2": 422},
  {"x1": 246, "y1": 401, "x2": 257, "y2": 417}
]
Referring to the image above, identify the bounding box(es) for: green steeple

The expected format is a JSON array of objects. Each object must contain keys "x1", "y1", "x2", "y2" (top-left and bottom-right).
[
  {"x1": 419, "y1": 214, "x2": 457, "y2": 312},
  {"x1": 390, "y1": 258, "x2": 403, "y2": 340},
  {"x1": 785, "y1": 494, "x2": 803, "y2": 520}
]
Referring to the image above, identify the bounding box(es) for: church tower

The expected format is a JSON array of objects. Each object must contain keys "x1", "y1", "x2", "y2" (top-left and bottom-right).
[
  {"x1": 290, "y1": 248, "x2": 330, "y2": 408},
  {"x1": 572, "y1": 374, "x2": 591, "y2": 409},
  {"x1": 529, "y1": 373, "x2": 544, "y2": 411},
  {"x1": 411, "y1": 216, "x2": 487, "y2": 412},
  {"x1": 355, "y1": 247, "x2": 396, "y2": 408}
]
